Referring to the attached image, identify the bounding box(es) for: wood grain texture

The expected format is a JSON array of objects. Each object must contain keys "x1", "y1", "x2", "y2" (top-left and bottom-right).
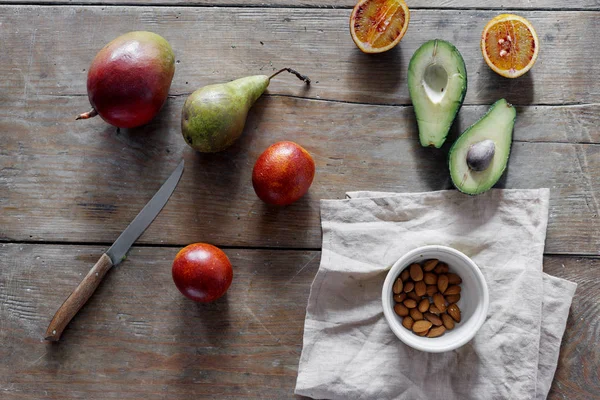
[
  {"x1": 0, "y1": 244, "x2": 597, "y2": 399},
  {"x1": 0, "y1": 0, "x2": 598, "y2": 10},
  {"x1": 0, "y1": 244, "x2": 319, "y2": 399},
  {"x1": 0, "y1": 0, "x2": 597, "y2": 397},
  {"x1": 1, "y1": 95, "x2": 599, "y2": 253},
  {"x1": 0, "y1": 6, "x2": 598, "y2": 106},
  {"x1": 545, "y1": 256, "x2": 600, "y2": 400}
]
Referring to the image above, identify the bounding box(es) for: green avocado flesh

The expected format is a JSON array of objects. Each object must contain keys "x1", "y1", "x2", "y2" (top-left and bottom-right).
[
  {"x1": 449, "y1": 99, "x2": 516, "y2": 195},
  {"x1": 408, "y1": 39, "x2": 467, "y2": 148}
]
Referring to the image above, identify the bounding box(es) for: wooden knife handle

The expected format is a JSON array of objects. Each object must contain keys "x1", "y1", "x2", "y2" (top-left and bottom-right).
[{"x1": 45, "y1": 253, "x2": 113, "y2": 341}]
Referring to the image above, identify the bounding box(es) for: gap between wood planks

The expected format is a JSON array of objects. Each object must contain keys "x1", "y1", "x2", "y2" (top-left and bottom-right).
[
  {"x1": 2, "y1": 239, "x2": 600, "y2": 258},
  {"x1": 171, "y1": 93, "x2": 600, "y2": 111},
  {"x1": 40, "y1": 92, "x2": 600, "y2": 110},
  {"x1": 30, "y1": 93, "x2": 600, "y2": 146},
  {"x1": 0, "y1": 238, "x2": 322, "y2": 252},
  {"x1": 0, "y1": 2, "x2": 598, "y2": 11}
]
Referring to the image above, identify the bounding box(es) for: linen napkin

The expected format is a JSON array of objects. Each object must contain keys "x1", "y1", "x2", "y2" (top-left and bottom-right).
[{"x1": 295, "y1": 189, "x2": 576, "y2": 400}]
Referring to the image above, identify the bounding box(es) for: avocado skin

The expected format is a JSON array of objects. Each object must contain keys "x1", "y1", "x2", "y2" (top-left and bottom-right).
[
  {"x1": 408, "y1": 39, "x2": 467, "y2": 148},
  {"x1": 449, "y1": 99, "x2": 516, "y2": 195}
]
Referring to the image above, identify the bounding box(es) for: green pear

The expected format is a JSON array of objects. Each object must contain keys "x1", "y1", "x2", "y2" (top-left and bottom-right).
[{"x1": 181, "y1": 68, "x2": 310, "y2": 153}]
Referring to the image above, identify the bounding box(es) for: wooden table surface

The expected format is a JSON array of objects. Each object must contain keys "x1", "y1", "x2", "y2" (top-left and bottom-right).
[{"x1": 0, "y1": 0, "x2": 598, "y2": 398}]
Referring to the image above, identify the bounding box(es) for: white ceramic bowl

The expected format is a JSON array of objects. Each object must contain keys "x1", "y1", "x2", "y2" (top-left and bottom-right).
[{"x1": 382, "y1": 245, "x2": 489, "y2": 353}]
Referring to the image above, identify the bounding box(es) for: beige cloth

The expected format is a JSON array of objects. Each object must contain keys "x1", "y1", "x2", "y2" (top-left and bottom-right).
[{"x1": 295, "y1": 189, "x2": 576, "y2": 400}]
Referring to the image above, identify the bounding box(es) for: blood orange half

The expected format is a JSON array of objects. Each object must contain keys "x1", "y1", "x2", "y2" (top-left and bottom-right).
[
  {"x1": 481, "y1": 14, "x2": 539, "y2": 78},
  {"x1": 350, "y1": 0, "x2": 410, "y2": 54}
]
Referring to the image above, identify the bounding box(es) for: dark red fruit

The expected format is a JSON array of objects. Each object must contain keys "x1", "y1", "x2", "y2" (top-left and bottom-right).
[
  {"x1": 77, "y1": 31, "x2": 175, "y2": 128},
  {"x1": 252, "y1": 141, "x2": 315, "y2": 206},
  {"x1": 172, "y1": 243, "x2": 233, "y2": 303}
]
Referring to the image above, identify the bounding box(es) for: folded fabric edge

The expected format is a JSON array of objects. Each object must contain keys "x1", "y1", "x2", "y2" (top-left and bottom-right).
[
  {"x1": 535, "y1": 273, "x2": 578, "y2": 400},
  {"x1": 341, "y1": 188, "x2": 550, "y2": 201},
  {"x1": 295, "y1": 207, "x2": 336, "y2": 398}
]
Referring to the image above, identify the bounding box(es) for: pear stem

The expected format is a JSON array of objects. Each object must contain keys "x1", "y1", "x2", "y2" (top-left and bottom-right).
[
  {"x1": 269, "y1": 68, "x2": 311, "y2": 85},
  {"x1": 76, "y1": 108, "x2": 98, "y2": 120}
]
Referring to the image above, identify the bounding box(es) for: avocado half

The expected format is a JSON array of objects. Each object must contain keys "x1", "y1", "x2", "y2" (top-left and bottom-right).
[
  {"x1": 449, "y1": 99, "x2": 516, "y2": 195},
  {"x1": 408, "y1": 39, "x2": 467, "y2": 148}
]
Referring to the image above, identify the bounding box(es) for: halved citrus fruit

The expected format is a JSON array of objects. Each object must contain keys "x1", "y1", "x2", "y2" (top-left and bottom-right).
[
  {"x1": 481, "y1": 14, "x2": 539, "y2": 78},
  {"x1": 350, "y1": 0, "x2": 410, "y2": 54}
]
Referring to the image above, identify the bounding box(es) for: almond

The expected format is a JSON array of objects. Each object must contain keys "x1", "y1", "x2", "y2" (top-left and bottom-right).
[
  {"x1": 433, "y1": 293, "x2": 447, "y2": 313},
  {"x1": 393, "y1": 263, "x2": 462, "y2": 338},
  {"x1": 426, "y1": 285, "x2": 438, "y2": 297},
  {"x1": 423, "y1": 259, "x2": 439, "y2": 272},
  {"x1": 445, "y1": 294, "x2": 461, "y2": 304},
  {"x1": 400, "y1": 269, "x2": 410, "y2": 281},
  {"x1": 447, "y1": 303, "x2": 461, "y2": 322},
  {"x1": 393, "y1": 293, "x2": 407, "y2": 302},
  {"x1": 424, "y1": 312, "x2": 442, "y2": 326},
  {"x1": 427, "y1": 325, "x2": 446, "y2": 338},
  {"x1": 429, "y1": 305, "x2": 441, "y2": 315},
  {"x1": 403, "y1": 299, "x2": 417, "y2": 309},
  {"x1": 418, "y1": 298, "x2": 430, "y2": 313},
  {"x1": 394, "y1": 303, "x2": 409, "y2": 317},
  {"x1": 447, "y1": 273, "x2": 462, "y2": 285},
  {"x1": 444, "y1": 285, "x2": 461, "y2": 295},
  {"x1": 434, "y1": 262, "x2": 449, "y2": 274},
  {"x1": 410, "y1": 308, "x2": 423, "y2": 321},
  {"x1": 407, "y1": 291, "x2": 420, "y2": 301},
  {"x1": 415, "y1": 281, "x2": 427, "y2": 297},
  {"x1": 409, "y1": 263, "x2": 424, "y2": 281},
  {"x1": 392, "y1": 278, "x2": 404, "y2": 294},
  {"x1": 412, "y1": 320, "x2": 433, "y2": 333},
  {"x1": 423, "y1": 272, "x2": 437, "y2": 285},
  {"x1": 441, "y1": 314, "x2": 455, "y2": 330},
  {"x1": 437, "y1": 274, "x2": 449, "y2": 294}
]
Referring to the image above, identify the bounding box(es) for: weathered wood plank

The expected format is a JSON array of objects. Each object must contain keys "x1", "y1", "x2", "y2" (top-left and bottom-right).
[
  {"x1": 1, "y1": 96, "x2": 599, "y2": 253},
  {"x1": 0, "y1": 0, "x2": 598, "y2": 10},
  {"x1": 546, "y1": 256, "x2": 600, "y2": 400},
  {"x1": 0, "y1": 244, "x2": 318, "y2": 399},
  {"x1": 0, "y1": 6, "x2": 598, "y2": 105},
  {"x1": 0, "y1": 244, "x2": 597, "y2": 398}
]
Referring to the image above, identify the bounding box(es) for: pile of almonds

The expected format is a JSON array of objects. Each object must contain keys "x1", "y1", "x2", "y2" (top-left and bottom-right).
[{"x1": 392, "y1": 259, "x2": 462, "y2": 338}]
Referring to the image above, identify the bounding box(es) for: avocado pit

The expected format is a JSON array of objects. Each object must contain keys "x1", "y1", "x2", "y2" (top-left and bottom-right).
[{"x1": 466, "y1": 139, "x2": 495, "y2": 171}]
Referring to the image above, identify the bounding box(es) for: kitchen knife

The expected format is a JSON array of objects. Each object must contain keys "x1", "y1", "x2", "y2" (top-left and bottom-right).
[{"x1": 44, "y1": 159, "x2": 184, "y2": 341}]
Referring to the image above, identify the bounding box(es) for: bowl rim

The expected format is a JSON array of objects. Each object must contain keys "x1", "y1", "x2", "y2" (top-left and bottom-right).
[{"x1": 381, "y1": 245, "x2": 489, "y2": 353}]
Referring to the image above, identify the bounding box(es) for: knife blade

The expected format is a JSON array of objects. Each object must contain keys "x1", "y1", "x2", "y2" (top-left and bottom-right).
[{"x1": 44, "y1": 159, "x2": 184, "y2": 341}]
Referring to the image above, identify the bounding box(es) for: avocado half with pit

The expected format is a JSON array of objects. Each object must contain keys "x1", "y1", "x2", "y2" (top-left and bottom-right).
[
  {"x1": 449, "y1": 99, "x2": 516, "y2": 195},
  {"x1": 408, "y1": 39, "x2": 467, "y2": 148}
]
